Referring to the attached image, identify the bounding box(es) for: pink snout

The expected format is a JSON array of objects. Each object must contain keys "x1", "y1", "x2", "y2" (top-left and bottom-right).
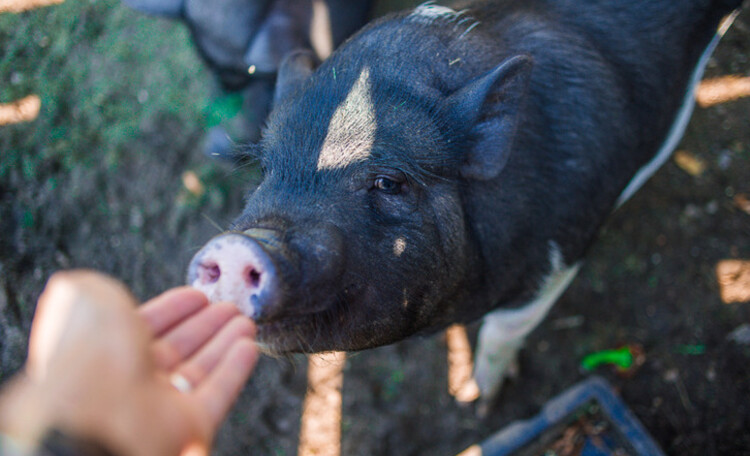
[{"x1": 187, "y1": 233, "x2": 280, "y2": 320}]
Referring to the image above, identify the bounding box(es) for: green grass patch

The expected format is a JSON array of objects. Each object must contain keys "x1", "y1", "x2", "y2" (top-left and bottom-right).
[{"x1": 0, "y1": 0, "x2": 212, "y2": 180}]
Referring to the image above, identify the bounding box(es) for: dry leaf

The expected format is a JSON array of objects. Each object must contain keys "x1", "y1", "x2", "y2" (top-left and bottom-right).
[
  {"x1": 673, "y1": 150, "x2": 706, "y2": 177},
  {"x1": 716, "y1": 260, "x2": 750, "y2": 304},
  {"x1": 181, "y1": 171, "x2": 205, "y2": 197},
  {"x1": 696, "y1": 75, "x2": 750, "y2": 107},
  {"x1": 0, "y1": 0, "x2": 63, "y2": 13},
  {"x1": 0, "y1": 95, "x2": 41, "y2": 125},
  {"x1": 733, "y1": 193, "x2": 750, "y2": 216}
]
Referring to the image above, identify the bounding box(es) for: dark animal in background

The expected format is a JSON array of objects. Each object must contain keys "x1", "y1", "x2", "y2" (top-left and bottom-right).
[
  {"x1": 122, "y1": 0, "x2": 374, "y2": 158},
  {"x1": 184, "y1": 0, "x2": 744, "y2": 404}
]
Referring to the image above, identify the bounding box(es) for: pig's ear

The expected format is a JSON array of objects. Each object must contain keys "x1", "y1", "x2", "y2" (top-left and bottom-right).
[
  {"x1": 273, "y1": 50, "x2": 318, "y2": 106},
  {"x1": 444, "y1": 55, "x2": 532, "y2": 180},
  {"x1": 121, "y1": 0, "x2": 184, "y2": 17}
]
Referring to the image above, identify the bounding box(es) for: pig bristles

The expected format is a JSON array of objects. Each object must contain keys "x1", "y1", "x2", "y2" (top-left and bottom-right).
[
  {"x1": 228, "y1": 143, "x2": 263, "y2": 176},
  {"x1": 254, "y1": 341, "x2": 294, "y2": 361},
  {"x1": 200, "y1": 213, "x2": 224, "y2": 233},
  {"x1": 238, "y1": 143, "x2": 264, "y2": 163}
]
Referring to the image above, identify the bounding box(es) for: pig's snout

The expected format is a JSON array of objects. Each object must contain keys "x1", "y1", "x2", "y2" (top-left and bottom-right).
[{"x1": 187, "y1": 232, "x2": 282, "y2": 320}]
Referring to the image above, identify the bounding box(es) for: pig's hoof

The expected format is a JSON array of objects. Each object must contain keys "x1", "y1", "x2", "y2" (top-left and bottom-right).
[
  {"x1": 474, "y1": 366, "x2": 516, "y2": 418},
  {"x1": 474, "y1": 342, "x2": 522, "y2": 396}
]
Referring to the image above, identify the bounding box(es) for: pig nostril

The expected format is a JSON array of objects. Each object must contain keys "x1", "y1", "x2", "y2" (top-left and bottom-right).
[
  {"x1": 246, "y1": 267, "x2": 261, "y2": 288},
  {"x1": 199, "y1": 262, "x2": 221, "y2": 284}
]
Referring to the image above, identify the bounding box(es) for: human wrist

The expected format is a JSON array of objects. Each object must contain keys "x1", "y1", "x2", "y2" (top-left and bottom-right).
[
  {"x1": 0, "y1": 428, "x2": 119, "y2": 456},
  {"x1": 0, "y1": 376, "x2": 122, "y2": 456},
  {"x1": 0, "y1": 376, "x2": 52, "y2": 450}
]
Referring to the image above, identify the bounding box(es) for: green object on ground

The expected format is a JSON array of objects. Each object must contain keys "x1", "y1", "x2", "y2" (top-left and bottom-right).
[
  {"x1": 675, "y1": 344, "x2": 706, "y2": 355},
  {"x1": 581, "y1": 346, "x2": 634, "y2": 371}
]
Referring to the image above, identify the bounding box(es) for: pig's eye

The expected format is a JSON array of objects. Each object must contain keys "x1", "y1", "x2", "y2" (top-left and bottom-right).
[{"x1": 374, "y1": 175, "x2": 402, "y2": 194}]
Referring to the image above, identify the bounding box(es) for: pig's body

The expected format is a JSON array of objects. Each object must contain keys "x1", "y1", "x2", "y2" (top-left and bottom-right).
[{"x1": 188, "y1": 0, "x2": 744, "y2": 400}]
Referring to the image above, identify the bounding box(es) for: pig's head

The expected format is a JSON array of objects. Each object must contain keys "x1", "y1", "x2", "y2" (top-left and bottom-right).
[{"x1": 188, "y1": 12, "x2": 533, "y2": 354}]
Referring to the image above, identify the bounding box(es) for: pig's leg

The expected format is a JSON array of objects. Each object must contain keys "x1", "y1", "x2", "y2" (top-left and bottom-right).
[{"x1": 473, "y1": 243, "x2": 581, "y2": 406}]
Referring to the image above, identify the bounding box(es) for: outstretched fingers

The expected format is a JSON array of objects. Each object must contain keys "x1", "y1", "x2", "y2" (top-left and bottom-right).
[
  {"x1": 139, "y1": 286, "x2": 259, "y2": 430},
  {"x1": 139, "y1": 287, "x2": 210, "y2": 337},
  {"x1": 171, "y1": 315, "x2": 256, "y2": 387},
  {"x1": 150, "y1": 302, "x2": 242, "y2": 371},
  {"x1": 194, "y1": 338, "x2": 259, "y2": 432}
]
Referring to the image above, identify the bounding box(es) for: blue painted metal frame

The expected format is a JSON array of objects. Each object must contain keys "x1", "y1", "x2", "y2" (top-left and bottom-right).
[{"x1": 478, "y1": 376, "x2": 665, "y2": 456}]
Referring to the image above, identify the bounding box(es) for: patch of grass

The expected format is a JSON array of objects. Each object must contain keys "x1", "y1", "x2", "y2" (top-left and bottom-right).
[{"x1": 0, "y1": 0, "x2": 212, "y2": 180}]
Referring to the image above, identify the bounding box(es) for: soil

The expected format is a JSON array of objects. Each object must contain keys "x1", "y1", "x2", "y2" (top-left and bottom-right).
[{"x1": 1, "y1": 2, "x2": 749, "y2": 456}]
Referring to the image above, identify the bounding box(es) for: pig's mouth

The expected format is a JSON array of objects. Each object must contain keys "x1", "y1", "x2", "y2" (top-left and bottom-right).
[{"x1": 252, "y1": 282, "x2": 365, "y2": 354}]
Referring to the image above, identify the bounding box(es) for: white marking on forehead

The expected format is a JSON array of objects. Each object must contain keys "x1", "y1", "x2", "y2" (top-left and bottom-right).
[{"x1": 316, "y1": 67, "x2": 376, "y2": 170}]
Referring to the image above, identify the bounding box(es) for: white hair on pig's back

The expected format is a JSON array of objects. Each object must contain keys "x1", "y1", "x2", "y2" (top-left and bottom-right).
[
  {"x1": 408, "y1": 2, "x2": 480, "y2": 39},
  {"x1": 410, "y1": 3, "x2": 460, "y2": 22}
]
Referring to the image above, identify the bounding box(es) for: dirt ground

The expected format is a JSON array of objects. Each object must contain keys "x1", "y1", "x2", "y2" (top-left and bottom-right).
[{"x1": 1, "y1": 1, "x2": 749, "y2": 455}]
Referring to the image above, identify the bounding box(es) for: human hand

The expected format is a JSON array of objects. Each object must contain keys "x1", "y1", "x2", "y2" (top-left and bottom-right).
[
  {"x1": 0, "y1": 270, "x2": 258, "y2": 456},
  {"x1": 138, "y1": 279, "x2": 260, "y2": 452}
]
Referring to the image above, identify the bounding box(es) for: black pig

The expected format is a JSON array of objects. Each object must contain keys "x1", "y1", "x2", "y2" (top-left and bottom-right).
[
  {"x1": 122, "y1": 0, "x2": 374, "y2": 157},
  {"x1": 188, "y1": 0, "x2": 744, "y2": 400}
]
